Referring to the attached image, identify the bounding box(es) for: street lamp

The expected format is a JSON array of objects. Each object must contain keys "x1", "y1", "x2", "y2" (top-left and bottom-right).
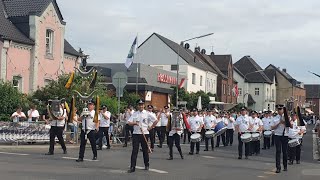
[
  {"x1": 242, "y1": 70, "x2": 265, "y2": 107},
  {"x1": 176, "y1": 33, "x2": 214, "y2": 108}
]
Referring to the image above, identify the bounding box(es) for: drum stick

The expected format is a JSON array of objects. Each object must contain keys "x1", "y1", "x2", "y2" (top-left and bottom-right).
[{"x1": 139, "y1": 126, "x2": 152, "y2": 154}]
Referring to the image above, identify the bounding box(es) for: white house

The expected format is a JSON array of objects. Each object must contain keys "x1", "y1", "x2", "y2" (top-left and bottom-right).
[
  {"x1": 136, "y1": 33, "x2": 218, "y2": 95},
  {"x1": 233, "y1": 56, "x2": 276, "y2": 111}
]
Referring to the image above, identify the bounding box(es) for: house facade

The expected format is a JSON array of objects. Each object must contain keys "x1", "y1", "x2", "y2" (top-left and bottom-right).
[
  {"x1": 305, "y1": 84, "x2": 320, "y2": 116},
  {"x1": 0, "y1": 0, "x2": 81, "y2": 93}
]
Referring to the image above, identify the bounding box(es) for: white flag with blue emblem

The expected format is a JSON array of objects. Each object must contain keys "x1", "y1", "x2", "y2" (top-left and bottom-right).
[{"x1": 125, "y1": 36, "x2": 137, "y2": 69}]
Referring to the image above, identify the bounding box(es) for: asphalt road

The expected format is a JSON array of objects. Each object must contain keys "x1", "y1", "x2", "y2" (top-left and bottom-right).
[{"x1": 0, "y1": 128, "x2": 319, "y2": 180}]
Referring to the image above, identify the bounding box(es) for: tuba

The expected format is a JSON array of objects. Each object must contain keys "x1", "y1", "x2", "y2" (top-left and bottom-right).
[{"x1": 47, "y1": 98, "x2": 65, "y2": 120}]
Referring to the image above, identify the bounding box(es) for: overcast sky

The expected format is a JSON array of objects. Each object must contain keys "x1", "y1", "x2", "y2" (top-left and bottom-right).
[{"x1": 58, "y1": 0, "x2": 320, "y2": 84}]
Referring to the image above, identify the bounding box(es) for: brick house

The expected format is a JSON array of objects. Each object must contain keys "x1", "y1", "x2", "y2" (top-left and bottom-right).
[
  {"x1": 0, "y1": 0, "x2": 81, "y2": 93},
  {"x1": 304, "y1": 84, "x2": 320, "y2": 116}
]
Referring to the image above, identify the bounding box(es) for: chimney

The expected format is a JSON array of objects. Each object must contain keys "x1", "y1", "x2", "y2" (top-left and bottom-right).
[
  {"x1": 282, "y1": 68, "x2": 287, "y2": 73},
  {"x1": 201, "y1": 49, "x2": 206, "y2": 54},
  {"x1": 180, "y1": 41, "x2": 184, "y2": 46},
  {"x1": 194, "y1": 46, "x2": 200, "y2": 52}
]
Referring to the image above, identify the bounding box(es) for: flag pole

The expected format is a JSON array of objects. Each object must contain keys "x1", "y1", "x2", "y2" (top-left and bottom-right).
[{"x1": 135, "y1": 35, "x2": 139, "y2": 95}]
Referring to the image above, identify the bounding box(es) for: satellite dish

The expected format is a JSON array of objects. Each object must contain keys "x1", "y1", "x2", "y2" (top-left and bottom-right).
[
  {"x1": 184, "y1": 43, "x2": 190, "y2": 49},
  {"x1": 201, "y1": 49, "x2": 206, "y2": 54},
  {"x1": 210, "y1": 52, "x2": 215, "y2": 55}
]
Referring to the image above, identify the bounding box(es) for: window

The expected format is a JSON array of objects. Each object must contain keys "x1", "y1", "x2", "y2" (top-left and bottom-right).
[
  {"x1": 239, "y1": 88, "x2": 242, "y2": 96},
  {"x1": 228, "y1": 85, "x2": 231, "y2": 95},
  {"x1": 223, "y1": 84, "x2": 226, "y2": 95},
  {"x1": 200, "y1": 75, "x2": 203, "y2": 86},
  {"x1": 192, "y1": 73, "x2": 196, "y2": 85},
  {"x1": 46, "y1": 29, "x2": 54, "y2": 56},
  {"x1": 255, "y1": 88, "x2": 260, "y2": 96},
  {"x1": 12, "y1": 76, "x2": 22, "y2": 91},
  {"x1": 272, "y1": 89, "x2": 275, "y2": 100},
  {"x1": 171, "y1": 65, "x2": 178, "y2": 71},
  {"x1": 154, "y1": 66, "x2": 163, "y2": 70}
]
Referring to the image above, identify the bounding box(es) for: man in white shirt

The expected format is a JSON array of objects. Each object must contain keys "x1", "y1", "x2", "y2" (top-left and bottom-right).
[
  {"x1": 123, "y1": 105, "x2": 134, "y2": 147},
  {"x1": 226, "y1": 112, "x2": 235, "y2": 146},
  {"x1": 167, "y1": 109, "x2": 184, "y2": 160},
  {"x1": 235, "y1": 107, "x2": 250, "y2": 159},
  {"x1": 158, "y1": 106, "x2": 170, "y2": 148},
  {"x1": 203, "y1": 109, "x2": 216, "y2": 151},
  {"x1": 250, "y1": 111, "x2": 263, "y2": 155},
  {"x1": 271, "y1": 104, "x2": 293, "y2": 173},
  {"x1": 45, "y1": 100, "x2": 67, "y2": 156},
  {"x1": 262, "y1": 111, "x2": 272, "y2": 150},
  {"x1": 188, "y1": 109, "x2": 204, "y2": 155},
  {"x1": 182, "y1": 109, "x2": 191, "y2": 144},
  {"x1": 288, "y1": 113, "x2": 306, "y2": 165},
  {"x1": 146, "y1": 105, "x2": 157, "y2": 150},
  {"x1": 76, "y1": 100, "x2": 100, "y2": 162},
  {"x1": 127, "y1": 99, "x2": 159, "y2": 173},
  {"x1": 11, "y1": 106, "x2": 26, "y2": 122},
  {"x1": 216, "y1": 113, "x2": 228, "y2": 147},
  {"x1": 27, "y1": 104, "x2": 40, "y2": 122},
  {"x1": 97, "y1": 105, "x2": 111, "y2": 150}
]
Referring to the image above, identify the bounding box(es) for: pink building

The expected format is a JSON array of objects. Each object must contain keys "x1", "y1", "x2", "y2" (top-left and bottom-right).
[{"x1": 0, "y1": 0, "x2": 81, "y2": 93}]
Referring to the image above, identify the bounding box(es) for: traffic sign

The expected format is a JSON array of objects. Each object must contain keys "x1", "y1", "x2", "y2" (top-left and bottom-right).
[{"x1": 112, "y1": 72, "x2": 127, "y2": 98}]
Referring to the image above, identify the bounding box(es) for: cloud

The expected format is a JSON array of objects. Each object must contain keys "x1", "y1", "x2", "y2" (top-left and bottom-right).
[{"x1": 58, "y1": 0, "x2": 320, "y2": 83}]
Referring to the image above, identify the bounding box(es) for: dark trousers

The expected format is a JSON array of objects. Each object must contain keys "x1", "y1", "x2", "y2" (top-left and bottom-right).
[
  {"x1": 130, "y1": 134, "x2": 149, "y2": 168},
  {"x1": 49, "y1": 126, "x2": 66, "y2": 153},
  {"x1": 155, "y1": 127, "x2": 162, "y2": 144},
  {"x1": 183, "y1": 129, "x2": 191, "y2": 143},
  {"x1": 226, "y1": 129, "x2": 234, "y2": 145},
  {"x1": 98, "y1": 127, "x2": 110, "y2": 148},
  {"x1": 271, "y1": 134, "x2": 275, "y2": 146},
  {"x1": 274, "y1": 135, "x2": 288, "y2": 170},
  {"x1": 160, "y1": 126, "x2": 169, "y2": 146},
  {"x1": 216, "y1": 132, "x2": 226, "y2": 147},
  {"x1": 238, "y1": 133, "x2": 250, "y2": 157},
  {"x1": 149, "y1": 128, "x2": 155, "y2": 149},
  {"x1": 168, "y1": 133, "x2": 182, "y2": 157},
  {"x1": 251, "y1": 140, "x2": 261, "y2": 154},
  {"x1": 79, "y1": 130, "x2": 97, "y2": 159},
  {"x1": 288, "y1": 139, "x2": 302, "y2": 161},
  {"x1": 205, "y1": 136, "x2": 214, "y2": 150},
  {"x1": 201, "y1": 128, "x2": 205, "y2": 142},
  {"x1": 263, "y1": 133, "x2": 271, "y2": 149},
  {"x1": 124, "y1": 124, "x2": 133, "y2": 145}
]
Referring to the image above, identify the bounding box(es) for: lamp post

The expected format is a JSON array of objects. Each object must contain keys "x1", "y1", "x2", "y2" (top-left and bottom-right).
[
  {"x1": 242, "y1": 70, "x2": 265, "y2": 107},
  {"x1": 176, "y1": 33, "x2": 214, "y2": 108}
]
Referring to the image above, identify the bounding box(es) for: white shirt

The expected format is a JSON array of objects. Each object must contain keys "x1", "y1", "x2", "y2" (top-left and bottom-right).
[
  {"x1": 188, "y1": 115, "x2": 204, "y2": 133},
  {"x1": 82, "y1": 110, "x2": 98, "y2": 130},
  {"x1": 271, "y1": 114, "x2": 289, "y2": 136},
  {"x1": 160, "y1": 112, "x2": 170, "y2": 126},
  {"x1": 221, "y1": 117, "x2": 229, "y2": 127},
  {"x1": 125, "y1": 110, "x2": 134, "y2": 124},
  {"x1": 27, "y1": 109, "x2": 40, "y2": 122},
  {"x1": 99, "y1": 111, "x2": 111, "y2": 127},
  {"x1": 250, "y1": 117, "x2": 263, "y2": 132},
  {"x1": 128, "y1": 110, "x2": 157, "y2": 135},
  {"x1": 226, "y1": 117, "x2": 235, "y2": 130},
  {"x1": 11, "y1": 112, "x2": 26, "y2": 123},
  {"x1": 235, "y1": 115, "x2": 250, "y2": 133},
  {"x1": 147, "y1": 111, "x2": 157, "y2": 127},
  {"x1": 169, "y1": 113, "x2": 183, "y2": 136},
  {"x1": 155, "y1": 112, "x2": 161, "y2": 127},
  {"x1": 288, "y1": 120, "x2": 306, "y2": 139},
  {"x1": 203, "y1": 115, "x2": 216, "y2": 130},
  {"x1": 262, "y1": 117, "x2": 272, "y2": 131},
  {"x1": 50, "y1": 108, "x2": 66, "y2": 127}
]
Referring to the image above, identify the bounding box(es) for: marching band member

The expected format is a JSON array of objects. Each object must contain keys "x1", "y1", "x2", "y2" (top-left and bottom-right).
[
  {"x1": 216, "y1": 112, "x2": 228, "y2": 147},
  {"x1": 188, "y1": 109, "x2": 204, "y2": 155},
  {"x1": 262, "y1": 111, "x2": 272, "y2": 150},
  {"x1": 182, "y1": 110, "x2": 191, "y2": 144},
  {"x1": 123, "y1": 105, "x2": 134, "y2": 147},
  {"x1": 127, "y1": 99, "x2": 158, "y2": 173},
  {"x1": 203, "y1": 109, "x2": 216, "y2": 151},
  {"x1": 235, "y1": 108, "x2": 250, "y2": 159},
  {"x1": 97, "y1": 105, "x2": 111, "y2": 150},
  {"x1": 226, "y1": 112, "x2": 235, "y2": 146},
  {"x1": 154, "y1": 108, "x2": 162, "y2": 147},
  {"x1": 158, "y1": 106, "x2": 170, "y2": 148},
  {"x1": 250, "y1": 111, "x2": 263, "y2": 155},
  {"x1": 167, "y1": 109, "x2": 184, "y2": 160},
  {"x1": 288, "y1": 113, "x2": 306, "y2": 165},
  {"x1": 76, "y1": 100, "x2": 100, "y2": 162},
  {"x1": 45, "y1": 101, "x2": 67, "y2": 155},
  {"x1": 11, "y1": 106, "x2": 26, "y2": 122},
  {"x1": 271, "y1": 104, "x2": 292, "y2": 173},
  {"x1": 147, "y1": 105, "x2": 157, "y2": 151}
]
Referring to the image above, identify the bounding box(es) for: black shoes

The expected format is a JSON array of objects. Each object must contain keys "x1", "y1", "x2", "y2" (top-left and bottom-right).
[
  {"x1": 262, "y1": 148, "x2": 266, "y2": 150},
  {"x1": 189, "y1": 152, "x2": 194, "y2": 155},
  {"x1": 238, "y1": 156, "x2": 242, "y2": 159},
  {"x1": 76, "y1": 158, "x2": 83, "y2": 162},
  {"x1": 288, "y1": 161, "x2": 293, "y2": 165},
  {"x1": 127, "y1": 167, "x2": 135, "y2": 173},
  {"x1": 92, "y1": 157, "x2": 97, "y2": 161},
  {"x1": 97, "y1": 147, "x2": 102, "y2": 150},
  {"x1": 276, "y1": 169, "x2": 281, "y2": 173},
  {"x1": 45, "y1": 152, "x2": 54, "y2": 155},
  {"x1": 196, "y1": 151, "x2": 199, "y2": 154},
  {"x1": 167, "y1": 157, "x2": 173, "y2": 160},
  {"x1": 157, "y1": 145, "x2": 162, "y2": 148},
  {"x1": 204, "y1": 149, "x2": 209, "y2": 151},
  {"x1": 145, "y1": 166, "x2": 149, "y2": 170},
  {"x1": 283, "y1": 167, "x2": 288, "y2": 171},
  {"x1": 63, "y1": 150, "x2": 67, "y2": 154},
  {"x1": 106, "y1": 146, "x2": 111, "y2": 149}
]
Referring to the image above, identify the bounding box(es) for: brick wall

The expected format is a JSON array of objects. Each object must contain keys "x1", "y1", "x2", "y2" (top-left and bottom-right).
[{"x1": 145, "y1": 91, "x2": 168, "y2": 109}]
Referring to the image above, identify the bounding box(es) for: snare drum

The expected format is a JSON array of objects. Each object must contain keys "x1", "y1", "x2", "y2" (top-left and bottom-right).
[
  {"x1": 263, "y1": 130, "x2": 272, "y2": 138},
  {"x1": 205, "y1": 130, "x2": 215, "y2": 138},
  {"x1": 190, "y1": 133, "x2": 202, "y2": 142},
  {"x1": 214, "y1": 121, "x2": 227, "y2": 137},
  {"x1": 251, "y1": 133, "x2": 261, "y2": 141},
  {"x1": 288, "y1": 139, "x2": 301, "y2": 147},
  {"x1": 240, "y1": 133, "x2": 252, "y2": 143}
]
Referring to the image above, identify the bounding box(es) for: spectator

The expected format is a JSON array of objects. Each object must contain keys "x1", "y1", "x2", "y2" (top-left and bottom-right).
[
  {"x1": 27, "y1": 104, "x2": 40, "y2": 122},
  {"x1": 69, "y1": 108, "x2": 79, "y2": 144},
  {"x1": 11, "y1": 106, "x2": 26, "y2": 122}
]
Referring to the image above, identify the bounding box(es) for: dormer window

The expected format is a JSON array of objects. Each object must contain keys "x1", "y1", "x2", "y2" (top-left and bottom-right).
[{"x1": 46, "y1": 29, "x2": 54, "y2": 57}]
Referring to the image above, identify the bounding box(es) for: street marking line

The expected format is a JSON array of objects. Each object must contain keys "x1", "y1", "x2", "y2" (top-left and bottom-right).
[
  {"x1": 135, "y1": 166, "x2": 168, "y2": 174},
  {"x1": 201, "y1": 156, "x2": 216, "y2": 159},
  {"x1": 257, "y1": 176, "x2": 267, "y2": 178},
  {"x1": 0, "y1": 151, "x2": 30, "y2": 156},
  {"x1": 62, "y1": 157, "x2": 100, "y2": 162}
]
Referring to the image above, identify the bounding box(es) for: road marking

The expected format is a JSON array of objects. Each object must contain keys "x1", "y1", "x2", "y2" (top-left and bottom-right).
[
  {"x1": 257, "y1": 176, "x2": 267, "y2": 178},
  {"x1": 135, "y1": 166, "x2": 168, "y2": 174},
  {"x1": 62, "y1": 157, "x2": 100, "y2": 162},
  {"x1": 0, "y1": 151, "x2": 30, "y2": 156},
  {"x1": 202, "y1": 156, "x2": 216, "y2": 159}
]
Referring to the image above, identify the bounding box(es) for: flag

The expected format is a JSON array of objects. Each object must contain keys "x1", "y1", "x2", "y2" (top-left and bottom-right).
[
  {"x1": 232, "y1": 85, "x2": 239, "y2": 97},
  {"x1": 125, "y1": 36, "x2": 138, "y2": 69},
  {"x1": 178, "y1": 78, "x2": 185, "y2": 89}
]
